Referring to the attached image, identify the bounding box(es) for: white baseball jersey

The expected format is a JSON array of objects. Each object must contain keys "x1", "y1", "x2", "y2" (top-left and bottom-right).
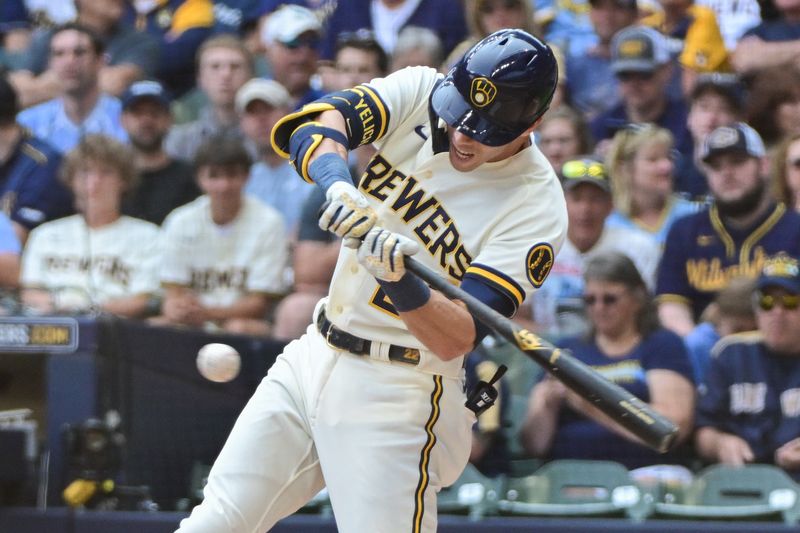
[
  {"x1": 21, "y1": 215, "x2": 160, "y2": 305},
  {"x1": 326, "y1": 66, "x2": 568, "y2": 377},
  {"x1": 178, "y1": 66, "x2": 567, "y2": 533},
  {"x1": 160, "y1": 195, "x2": 288, "y2": 306}
]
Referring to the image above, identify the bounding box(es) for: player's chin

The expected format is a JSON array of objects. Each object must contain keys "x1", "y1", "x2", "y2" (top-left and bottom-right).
[{"x1": 448, "y1": 147, "x2": 481, "y2": 172}]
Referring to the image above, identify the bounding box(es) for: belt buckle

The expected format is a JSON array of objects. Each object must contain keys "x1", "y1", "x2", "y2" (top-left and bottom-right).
[{"x1": 324, "y1": 323, "x2": 336, "y2": 349}]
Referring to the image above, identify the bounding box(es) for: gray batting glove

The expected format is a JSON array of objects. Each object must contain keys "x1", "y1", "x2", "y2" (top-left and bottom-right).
[
  {"x1": 318, "y1": 181, "x2": 377, "y2": 239},
  {"x1": 344, "y1": 227, "x2": 419, "y2": 282}
]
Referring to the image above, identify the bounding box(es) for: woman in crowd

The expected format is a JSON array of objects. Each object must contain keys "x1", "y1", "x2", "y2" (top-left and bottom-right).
[
  {"x1": 536, "y1": 106, "x2": 592, "y2": 176},
  {"x1": 520, "y1": 251, "x2": 695, "y2": 469},
  {"x1": 605, "y1": 124, "x2": 698, "y2": 247},
  {"x1": 770, "y1": 133, "x2": 800, "y2": 212}
]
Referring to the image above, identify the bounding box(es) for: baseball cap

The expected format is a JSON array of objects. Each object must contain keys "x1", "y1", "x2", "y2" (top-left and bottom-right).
[
  {"x1": 235, "y1": 78, "x2": 291, "y2": 113},
  {"x1": 589, "y1": 0, "x2": 637, "y2": 9},
  {"x1": 700, "y1": 122, "x2": 765, "y2": 163},
  {"x1": 611, "y1": 26, "x2": 670, "y2": 74},
  {"x1": 756, "y1": 254, "x2": 800, "y2": 294},
  {"x1": 560, "y1": 157, "x2": 612, "y2": 194},
  {"x1": 261, "y1": 4, "x2": 321, "y2": 46},
  {"x1": 690, "y1": 73, "x2": 745, "y2": 112},
  {"x1": 121, "y1": 80, "x2": 171, "y2": 110}
]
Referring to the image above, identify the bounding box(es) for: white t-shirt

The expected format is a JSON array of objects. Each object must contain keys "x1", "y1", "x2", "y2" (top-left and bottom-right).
[
  {"x1": 160, "y1": 195, "x2": 288, "y2": 307},
  {"x1": 21, "y1": 215, "x2": 161, "y2": 304}
]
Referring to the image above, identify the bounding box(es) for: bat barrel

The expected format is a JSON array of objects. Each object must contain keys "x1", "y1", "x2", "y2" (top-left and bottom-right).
[{"x1": 405, "y1": 257, "x2": 679, "y2": 453}]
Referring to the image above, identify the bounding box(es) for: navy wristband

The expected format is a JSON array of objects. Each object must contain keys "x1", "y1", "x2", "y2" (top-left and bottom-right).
[
  {"x1": 378, "y1": 273, "x2": 431, "y2": 313},
  {"x1": 308, "y1": 153, "x2": 353, "y2": 192}
]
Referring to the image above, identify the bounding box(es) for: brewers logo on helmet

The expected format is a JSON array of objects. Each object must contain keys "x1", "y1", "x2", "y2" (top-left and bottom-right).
[{"x1": 431, "y1": 29, "x2": 558, "y2": 146}]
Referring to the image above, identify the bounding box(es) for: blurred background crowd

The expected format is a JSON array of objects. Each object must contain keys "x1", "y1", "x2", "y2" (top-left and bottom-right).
[{"x1": 2, "y1": 0, "x2": 800, "y2": 498}]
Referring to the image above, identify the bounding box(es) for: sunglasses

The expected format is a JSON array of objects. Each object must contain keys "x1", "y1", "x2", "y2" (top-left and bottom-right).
[
  {"x1": 562, "y1": 160, "x2": 607, "y2": 180},
  {"x1": 755, "y1": 292, "x2": 800, "y2": 311},
  {"x1": 282, "y1": 35, "x2": 321, "y2": 50},
  {"x1": 787, "y1": 158, "x2": 800, "y2": 170},
  {"x1": 583, "y1": 293, "x2": 622, "y2": 307},
  {"x1": 478, "y1": 0, "x2": 522, "y2": 14}
]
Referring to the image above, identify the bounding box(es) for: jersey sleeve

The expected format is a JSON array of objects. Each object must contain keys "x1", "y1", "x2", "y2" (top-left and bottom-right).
[
  {"x1": 245, "y1": 208, "x2": 289, "y2": 295},
  {"x1": 366, "y1": 66, "x2": 441, "y2": 152},
  {"x1": 126, "y1": 222, "x2": 162, "y2": 296},
  {"x1": 640, "y1": 329, "x2": 695, "y2": 382},
  {"x1": 655, "y1": 215, "x2": 693, "y2": 304},
  {"x1": 695, "y1": 342, "x2": 734, "y2": 429},
  {"x1": 461, "y1": 187, "x2": 567, "y2": 317},
  {"x1": 20, "y1": 224, "x2": 49, "y2": 287},
  {"x1": 158, "y1": 212, "x2": 193, "y2": 287}
]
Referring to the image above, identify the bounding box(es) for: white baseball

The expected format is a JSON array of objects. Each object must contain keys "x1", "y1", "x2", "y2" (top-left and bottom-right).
[{"x1": 197, "y1": 343, "x2": 241, "y2": 383}]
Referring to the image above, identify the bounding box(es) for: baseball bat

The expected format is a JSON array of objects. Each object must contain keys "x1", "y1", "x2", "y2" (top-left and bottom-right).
[{"x1": 403, "y1": 256, "x2": 679, "y2": 453}]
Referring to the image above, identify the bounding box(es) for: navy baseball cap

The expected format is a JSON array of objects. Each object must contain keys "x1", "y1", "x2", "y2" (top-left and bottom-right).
[
  {"x1": 560, "y1": 157, "x2": 612, "y2": 194},
  {"x1": 700, "y1": 122, "x2": 765, "y2": 163},
  {"x1": 757, "y1": 254, "x2": 800, "y2": 294},
  {"x1": 121, "y1": 80, "x2": 171, "y2": 110},
  {"x1": 611, "y1": 26, "x2": 670, "y2": 74}
]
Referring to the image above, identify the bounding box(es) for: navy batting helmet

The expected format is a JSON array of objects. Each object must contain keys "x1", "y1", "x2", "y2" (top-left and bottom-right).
[{"x1": 431, "y1": 29, "x2": 558, "y2": 146}]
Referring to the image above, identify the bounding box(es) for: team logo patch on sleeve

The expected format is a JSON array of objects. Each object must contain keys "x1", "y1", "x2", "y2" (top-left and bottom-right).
[
  {"x1": 470, "y1": 77, "x2": 497, "y2": 108},
  {"x1": 526, "y1": 243, "x2": 554, "y2": 288}
]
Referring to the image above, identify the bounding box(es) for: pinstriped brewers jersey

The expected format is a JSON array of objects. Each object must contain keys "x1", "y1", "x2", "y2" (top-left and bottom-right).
[
  {"x1": 176, "y1": 65, "x2": 567, "y2": 533},
  {"x1": 656, "y1": 203, "x2": 800, "y2": 320},
  {"x1": 325, "y1": 66, "x2": 568, "y2": 376}
]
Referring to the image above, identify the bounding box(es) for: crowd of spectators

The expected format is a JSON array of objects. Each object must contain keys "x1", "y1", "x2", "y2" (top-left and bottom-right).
[{"x1": 3, "y1": 0, "x2": 800, "y2": 495}]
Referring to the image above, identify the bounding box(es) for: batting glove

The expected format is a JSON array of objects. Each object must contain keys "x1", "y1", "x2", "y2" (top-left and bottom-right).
[
  {"x1": 345, "y1": 227, "x2": 419, "y2": 282},
  {"x1": 318, "y1": 181, "x2": 377, "y2": 239}
]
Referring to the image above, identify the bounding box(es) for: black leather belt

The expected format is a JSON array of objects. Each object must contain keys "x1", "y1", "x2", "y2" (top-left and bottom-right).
[{"x1": 316, "y1": 309, "x2": 421, "y2": 366}]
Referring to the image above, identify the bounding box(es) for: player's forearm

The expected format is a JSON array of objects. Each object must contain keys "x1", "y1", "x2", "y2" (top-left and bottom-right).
[{"x1": 399, "y1": 291, "x2": 475, "y2": 360}]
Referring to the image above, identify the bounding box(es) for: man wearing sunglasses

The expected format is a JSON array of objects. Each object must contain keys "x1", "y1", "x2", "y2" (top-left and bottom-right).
[{"x1": 696, "y1": 254, "x2": 800, "y2": 476}]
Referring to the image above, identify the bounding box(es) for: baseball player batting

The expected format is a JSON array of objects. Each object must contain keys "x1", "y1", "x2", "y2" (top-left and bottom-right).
[{"x1": 176, "y1": 29, "x2": 566, "y2": 533}]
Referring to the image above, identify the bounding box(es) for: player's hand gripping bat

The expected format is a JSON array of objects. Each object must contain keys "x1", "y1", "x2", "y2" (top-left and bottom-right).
[
  {"x1": 319, "y1": 200, "x2": 679, "y2": 452},
  {"x1": 402, "y1": 256, "x2": 679, "y2": 453}
]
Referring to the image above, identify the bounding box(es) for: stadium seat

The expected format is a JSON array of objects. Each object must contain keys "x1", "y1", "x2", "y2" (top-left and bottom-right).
[
  {"x1": 653, "y1": 464, "x2": 800, "y2": 524},
  {"x1": 438, "y1": 463, "x2": 506, "y2": 520},
  {"x1": 497, "y1": 459, "x2": 643, "y2": 518}
]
